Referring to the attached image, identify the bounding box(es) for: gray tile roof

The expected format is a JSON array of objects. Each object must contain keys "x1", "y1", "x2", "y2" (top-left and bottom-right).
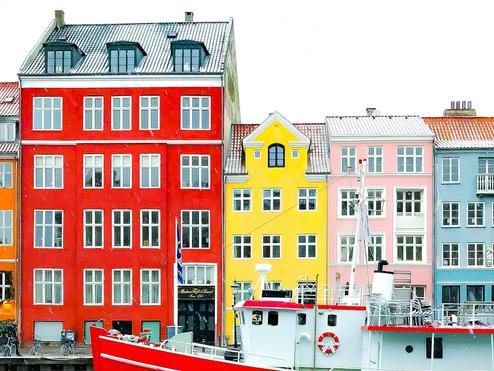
[
  {"x1": 326, "y1": 116, "x2": 433, "y2": 138},
  {"x1": 20, "y1": 21, "x2": 232, "y2": 75},
  {"x1": 225, "y1": 123, "x2": 329, "y2": 175},
  {"x1": 0, "y1": 82, "x2": 19, "y2": 118}
]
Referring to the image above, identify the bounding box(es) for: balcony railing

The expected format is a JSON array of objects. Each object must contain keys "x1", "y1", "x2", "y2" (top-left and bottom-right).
[{"x1": 477, "y1": 174, "x2": 494, "y2": 194}]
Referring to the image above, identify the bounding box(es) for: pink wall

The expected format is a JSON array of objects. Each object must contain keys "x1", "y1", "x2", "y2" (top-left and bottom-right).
[{"x1": 329, "y1": 140, "x2": 434, "y2": 301}]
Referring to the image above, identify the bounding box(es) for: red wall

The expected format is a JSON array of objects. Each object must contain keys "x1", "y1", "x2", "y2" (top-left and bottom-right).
[{"x1": 21, "y1": 86, "x2": 224, "y2": 343}]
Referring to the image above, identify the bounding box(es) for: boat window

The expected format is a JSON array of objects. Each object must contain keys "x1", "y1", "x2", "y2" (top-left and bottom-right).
[
  {"x1": 328, "y1": 314, "x2": 337, "y2": 326},
  {"x1": 268, "y1": 311, "x2": 279, "y2": 326},
  {"x1": 252, "y1": 310, "x2": 263, "y2": 325},
  {"x1": 297, "y1": 313, "x2": 307, "y2": 325},
  {"x1": 426, "y1": 337, "x2": 443, "y2": 359}
]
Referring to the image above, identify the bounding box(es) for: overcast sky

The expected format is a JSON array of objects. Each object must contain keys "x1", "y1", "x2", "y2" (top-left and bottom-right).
[{"x1": 1, "y1": 0, "x2": 493, "y2": 122}]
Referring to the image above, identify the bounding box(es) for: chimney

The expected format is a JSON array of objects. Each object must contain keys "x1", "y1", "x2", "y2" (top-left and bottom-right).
[
  {"x1": 443, "y1": 100, "x2": 476, "y2": 117},
  {"x1": 366, "y1": 107, "x2": 377, "y2": 116},
  {"x1": 185, "y1": 11, "x2": 194, "y2": 22},
  {"x1": 55, "y1": 10, "x2": 65, "y2": 29}
]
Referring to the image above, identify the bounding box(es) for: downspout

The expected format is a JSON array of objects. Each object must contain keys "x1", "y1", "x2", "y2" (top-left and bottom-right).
[
  {"x1": 16, "y1": 79, "x2": 22, "y2": 339},
  {"x1": 221, "y1": 72, "x2": 225, "y2": 346}
]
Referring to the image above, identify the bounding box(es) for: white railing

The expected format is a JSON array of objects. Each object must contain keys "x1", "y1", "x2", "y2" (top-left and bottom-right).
[
  {"x1": 294, "y1": 284, "x2": 370, "y2": 306},
  {"x1": 477, "y1": 174, "x2": 494, "y2": 193},
  {"x1": 366, "y1": 300, "x2": 494, "y2": 328}
]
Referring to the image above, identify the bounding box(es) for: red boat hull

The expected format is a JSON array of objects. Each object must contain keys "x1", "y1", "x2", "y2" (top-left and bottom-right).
[{"x1": 90, "y1": 326, "x2": 278, "y2": 371}]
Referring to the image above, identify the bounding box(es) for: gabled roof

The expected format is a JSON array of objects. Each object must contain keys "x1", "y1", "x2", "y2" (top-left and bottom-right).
[
  {"x1": 225, "y1": 122, "x2": 329, "y2": 175},
  {"x1": 326, "y1": 116, "x2": 433, "y2": 138},
  {"x1": 424, "y1": 117, "x2": 494, "y2": 149},
  {"x1": 20, "y1": 20, "x2": 233, "y2": 75},
  {"x1": 0, "y1": 82, "x2": 19, "y2": 118}
]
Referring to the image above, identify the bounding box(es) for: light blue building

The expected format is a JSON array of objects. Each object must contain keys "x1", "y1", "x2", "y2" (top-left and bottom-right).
[{"x1": 426, "y1": 105, "x2": 494, "y2": 311}]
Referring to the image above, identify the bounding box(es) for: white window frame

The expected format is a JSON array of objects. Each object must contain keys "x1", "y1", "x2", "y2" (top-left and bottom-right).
[
  {"x1": 233, "y1": 235, "x2": 252, "y2": 259},
  {"x1": 83, "y1": 96, "x2": 104, "y2": 131},
  {"x1": 339, "y1": 188, "x2": 357, "y2": 217},
  {"x1": 0, "y1": 210, "x2": 13, "y2": 246},
  {"x1": 140, "y1": 154, "x2": 160, "y2": 188},
  {"x1": 262, "y1": 189, "x2": 282, "y2": 211},
  {"x1": 0, "y1": 122, "x2": 15, "y2": 141},
  {"x1": 292, "y1": 150, "x2": 299, "y2": 159},
  {"x1": 253, "y1": 150, "x2": 261, "y2": 159},
  {"x1": 467, "y1": 202, "x2": 485, "y2": 227},
  {"x1": 83, "y1": 154, "x2": 104, "y2": 189},
  {"x1": 140, "y1": 269, "x2": 161, "y2": 305},
  {"x1": 262, "y1": 235, "x2": 281, "y2": 259},
  {"x1": 442, "y1": 202, "x2": 460, "y2": 227},
  {"x1": 367, "y1": 188, "x2": 385, "y2": 217},
  {"x1": 396, "y1": 235, "x2": 424, "y2": 263},
  {"x1": 33, "y1": 97, "x2": 63, "y2": 131},
  {"x1": 298, "y1": 188, "x2": 317, "y2": 211},
  {"x1": 84, "y1": 209, "x2": 104, "y2": 249},
  {"x1": 442, "y1": 157, "x2": 460, "y2": 183},
  {"x1": 112, "y1": 154, "x2": 132, "y2": 189},
  {"x1": 467, "y1": 243, "x2": 484, "y2": 267},
  {"x1": 34, "y1": 155, "x2": 63, "y2": 189},
  {"x1": 111, "y1": 96, "x2": 132, "y2": 130},
  {"x1": 232, "y1": 189, "x2": 251, "y2": 212},
  {"x1": 0, "y1": 272, "x2": 11, "y2": 301},
  {"x1": 181, "y1": 96, "x2": 211, "y2": 130},
  {"x1": 297, "y1": 234, "x2": 317, "y2": 259},
  {"x1": 140, "y1": 209, "x2": 160, "y2": 249},
  {"x1": 34, "y1": 210, "x2": 63, "y2": 249},
  {"x1": 139, "y1": 96, "x2": 160, "y2": 130},
  {"x1": 397, "y1": 146, "x2": 423, "y2": 173},
  {"x1": 183, "y1": 264, "x2": 216, "y2": 285},
  {"x1": 181, "y1": 210, "x2": 210, "y2": 249},
  {"x1": 396, "y1": 190, "x2": 423, "y2": 217},
  {"x1": 33, "y1": 268, "x2": 63, "y2": 305},
  {"x1": 180, "y1": 155, "x2": 210, "y2": 189},
  {"x1": 235, "y1": 281, "x2": 253, "y2": 302},
  {"x1": 367, "y1": 234, "x2": 385, "y2": 263},
  {"x1": 442, "y1": 243, "x2": 459, "y2": 268},
  {"x1": 83, "y1": 269, "x2": 104, "y2": 305},
  {"x1": 338, "y1": 235, "x2": 355, "y2": 263},
  {"x1": 112, "y1": 269, "x2": 132, "y2": 305},
  {"x1": 112, "y1": 209, "x2": 132, "y2": 249},
  {"x1": 341, "y1": 147, "x2": 356, "y2": 173},
  {"x1": 367, "y1": 146, "x2": 383, "y2": 173},
  {"x1": 0, "y1": 163, "x2": 13, "y2": 188}
]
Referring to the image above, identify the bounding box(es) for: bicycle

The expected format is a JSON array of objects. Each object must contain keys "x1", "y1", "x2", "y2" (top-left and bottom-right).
[
  {"x1": 60, "y1": 330, "x2": 75, "y2": 356},
  {"x1": 0, "y1": 337, "x2": 16, "y2": 357},
  {"x1": 29, "y1": 336, "x2": 43, "y2": 356}
]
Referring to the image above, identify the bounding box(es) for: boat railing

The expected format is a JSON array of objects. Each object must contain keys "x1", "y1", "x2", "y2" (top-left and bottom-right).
[
  {"x1": 294, "y1": 284, "x2": 369, "y2": 306},
  {"x1": 367, "y1": 298, "x2": 494, "y2": 328},
  {"x1": 160, "y1": 338, "x2": 287, "y2": 363}
]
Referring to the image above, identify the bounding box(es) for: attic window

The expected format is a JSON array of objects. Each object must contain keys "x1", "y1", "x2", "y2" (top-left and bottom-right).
[
  {"x1": 172, "y1": 40, "x2": 209, "y2": 73},
  {"x1": 1, "y1": 97, "x2": 14, "y2": 104},
  {"x1": 44, "y1": 41, "x2": 83, "y2": 74},
  {"x1": 107, "y1": 42, "x2": 146, "y2": 73}
]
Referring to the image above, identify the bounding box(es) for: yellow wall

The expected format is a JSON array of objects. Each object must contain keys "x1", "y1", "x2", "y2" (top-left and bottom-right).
[
  {"x1": 0, "y1": 159, "x2": 18, "y2": 321},
  {"x1": 224, "y1": 120, "x2": 328, "y2": 344}
]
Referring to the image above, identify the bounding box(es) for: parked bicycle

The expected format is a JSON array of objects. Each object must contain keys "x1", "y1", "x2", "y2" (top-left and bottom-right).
[
  {"x1": 60, "y1": 329, "x2": 75, "y2": 356},
  {"x1": 29, "y1": 336, "x2": 43, "y2": 356},
  {"x1": 0, "y1": 321, "x2": 19, "y2": 357}
]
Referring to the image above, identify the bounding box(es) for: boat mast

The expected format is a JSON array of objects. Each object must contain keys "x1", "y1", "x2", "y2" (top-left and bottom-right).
[{"x1": 343, "y1": 159, "x2": 367, "y2": 305}]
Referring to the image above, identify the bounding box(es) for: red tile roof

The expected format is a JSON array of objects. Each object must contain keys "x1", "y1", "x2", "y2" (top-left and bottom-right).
[
  {"x1": 0, "y1": 82, "x2": 19, "y2": 118},
  {"x1": 424, "y1": 117, "x2": 494, "y2": 149}
]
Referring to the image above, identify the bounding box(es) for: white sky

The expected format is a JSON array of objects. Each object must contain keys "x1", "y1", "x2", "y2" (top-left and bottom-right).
[{"x1": 1, "y1": 0, "x2": 493, "y2": 122}]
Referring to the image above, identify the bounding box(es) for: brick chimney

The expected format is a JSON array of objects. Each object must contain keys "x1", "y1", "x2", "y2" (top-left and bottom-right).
[
  {"x1": 55, "y1": 10, "x2": 65, "y2": 29},
  {"x1": 443, "y1": 100, "x2": 476, "y2": 117},
  {"x1": 185, "y1": 11, "x2": 194, "y2": 22}
]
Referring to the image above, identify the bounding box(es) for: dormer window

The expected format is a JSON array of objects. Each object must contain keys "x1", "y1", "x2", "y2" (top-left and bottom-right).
[
  {"x1": 171, "y1": 40, "x2": 209, "y2": 73},
  {"x1": 44, "y1": 41, "x2": 84, "y2": 74},
  {"x1": 107, "y1": 42, "x2": 146, "y2": 74},
  {"x1": 268, "y1": 144, "x2": 285, "y2": 168}
]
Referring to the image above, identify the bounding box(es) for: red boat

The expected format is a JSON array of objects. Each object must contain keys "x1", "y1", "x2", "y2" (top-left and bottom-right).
[{"x1": 89, "y1": 326, "x2": 283, "y2": 371}]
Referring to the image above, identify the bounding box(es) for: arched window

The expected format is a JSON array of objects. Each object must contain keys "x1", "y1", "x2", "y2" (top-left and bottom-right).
[{"x1": 268, "y1": 144, "x2": 285, "y2": 168}]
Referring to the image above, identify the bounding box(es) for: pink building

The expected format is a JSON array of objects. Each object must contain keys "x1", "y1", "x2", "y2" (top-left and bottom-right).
[{"x1": 326, "y1": 114, "x2": 434, "y2": 303}]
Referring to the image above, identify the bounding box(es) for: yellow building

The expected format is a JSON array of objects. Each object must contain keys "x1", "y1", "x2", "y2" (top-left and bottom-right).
[{"x1": 224, "y1": 112, "x2": 329, "y2": 345}]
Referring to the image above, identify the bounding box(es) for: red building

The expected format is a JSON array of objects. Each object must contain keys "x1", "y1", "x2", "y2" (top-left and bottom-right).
[{"x1": 19, "y1": 10, "x2": 240, "y2": 345}]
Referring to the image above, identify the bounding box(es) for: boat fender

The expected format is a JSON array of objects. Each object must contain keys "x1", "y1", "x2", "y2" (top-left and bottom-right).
[{"x1": 317, "y1": 332, "x2": 339, "y2": 354}]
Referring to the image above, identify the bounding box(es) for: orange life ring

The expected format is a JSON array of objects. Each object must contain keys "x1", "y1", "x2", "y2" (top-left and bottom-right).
[{"x1": 317, "y1": 332, "x2": 340, "y2": 354}]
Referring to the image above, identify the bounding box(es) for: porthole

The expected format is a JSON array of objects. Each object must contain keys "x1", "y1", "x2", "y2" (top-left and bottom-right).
[{"x1": 405, "y1": 345, "x2": 413, "y2": 353}]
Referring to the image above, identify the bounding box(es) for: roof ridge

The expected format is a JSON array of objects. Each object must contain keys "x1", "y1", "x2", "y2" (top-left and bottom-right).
[{"x1": 62, "y1": 21, "x2": 230, "y2": 27}]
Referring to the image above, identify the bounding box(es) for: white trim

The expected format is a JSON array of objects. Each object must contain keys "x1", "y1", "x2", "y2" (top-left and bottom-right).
[
  {"x1": 243, "y1": 111, "x2": 310, "y2": 147},
  {"x1": 83, "y1": 209, "x2": 104, "y2": 249},
  {"x1": 367, "y1": 186, "x2": 386, "y2": 219},
  {"x1": 297, "y1": 187, "x2": 318, "y2": 212},
  {"x1": 337, "y1": 187, "x2": 358, "y2": 219},
  {"x1": 140, "y1": 154, "x2": 161, "y2": 189},
  {"x1": 261, "y1": 188, "x2": 282, "y2": 212},
  {"x1": 100, "y1": 352, "x2": 178, "y2": 371},
  {"x1": 441, "y1": 201, "x2": 460, "y2": 228},
  {"x1": 180, "y1": 154, "x2": 210, "y2": 190},
  {"x1": 33, "y1": 154, "x2": 64, "y2": 189},
  {"x1": 181, "y1": 210, "x2": 211, "y2": 250},
  {"x1": 33, "y1": 209, "x2": 64, "y2": 249},
  {"x1": 261, "y1": 234, "x2": 282, "y2": 259},
  {"x1": 243, "y1": 142, "x2": 263, "y2": 149},
  {"x1": 32, "y1": 96, "x2": 63, "y2": 131},
  {"x1": 441, "y1": 157, "x2": 461, "y2": 184},
  {"x1": 140, "y1": 268, "x2": 161, "y2": 306},
  {"x1": 305, "y1": 174, "x2": 327, "y2": 182},
  {"x1": 365, "y1": 233, "x2": 387, "y2": 264},
  {"x1": 337, "y1": 233, "x2": 355, "y2": 264},
  {"x1": 180, "y1": 96, "x2": 211, "y2": 131},
  {"x1": 330, "y1": 136, "x2": 434, "y2": 142},
  {"x1": 112, "y1": 268, "x2": 133, "y2": 305},
  {"x1": 111, "y1": 96, "x2": 132, "y2": 131},
  {"x1": 112, "y1": 209, "x2": 133, "y2": 249},
  {"x1": 440, "y1": 242, "x2": 460, "y2": 268},
  {"x1": 466, "y1": 202, "x2": 485, "y2": 227},
  {"x1": 232, "y1": 234, "x2": 252, "y2": 259},
  {"x1": 225, "y1": 175, "x2": 249, "y2": 183},
  {"x1": 83, "y1": 96, "x2": 104, "y2": 131},
  {"x1": 232, "y1": 189, "x2": 252, "y2": 212},
  {"x1": 83, "y1": 154, "x2": 104, "y2": 189},
  {"x1": 140, "y1": 209, "x2": 160, "y2": 249},
  {"x1": 139, "y1": 95, "x2": 160, "y2": 131},
  {"x1": 22, "y1": 139, "x2": 222, "y2": 145},
  {"x1": 111, "y1": 154, "x2": 132, "y2": 189},
  {"x1": 83, "y1": 268, "x2": 104, "y2": 306},
  {"x1": 33, "y1": 268, "x2": 64, "y2": 305},
  {"x1": 20, "y1": 74, "x2": 223, "y2": 88},
  {"x1": 296, "y1": 234, "x2": 317, "y2": 259}
]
